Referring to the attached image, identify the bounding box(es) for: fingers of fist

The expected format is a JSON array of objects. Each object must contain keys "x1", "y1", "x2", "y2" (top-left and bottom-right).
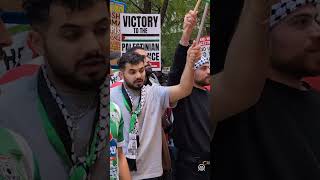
[{"x1": 187, "y1": 44, "x2": 202, "y2": 63}]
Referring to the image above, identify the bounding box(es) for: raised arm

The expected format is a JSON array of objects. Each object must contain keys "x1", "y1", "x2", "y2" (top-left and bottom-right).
[
  {"x1": 168, "y1": 10, "x2": 197, "y2": 86},
  {"x1": 168, "y1": 42, "x2": 201, "y2": 104},
  {"x1": 211, "y1": 0, "x2": 271, "y2": 122}
]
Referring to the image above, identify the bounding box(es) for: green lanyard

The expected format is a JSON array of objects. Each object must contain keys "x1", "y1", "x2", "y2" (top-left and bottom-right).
[
  {"x1": 121, "y1": 87, "x2": 142, "y2": 133},
  {"x1": 37, "y1": 97, "x2": 99, "y2": 179}
]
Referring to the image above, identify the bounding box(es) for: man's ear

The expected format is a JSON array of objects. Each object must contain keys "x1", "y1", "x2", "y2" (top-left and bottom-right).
[
  {"x1": 28, "y1": 30, "x2": 45, "y2": 56},
  {"x1": 119, "y1": 70, "x2": 124, "y2": 79}
]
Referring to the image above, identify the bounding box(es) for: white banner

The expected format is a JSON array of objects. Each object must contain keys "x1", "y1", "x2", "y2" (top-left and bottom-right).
[{"x1": 120, "y1": 13, "x2": 161, "y2": 71}]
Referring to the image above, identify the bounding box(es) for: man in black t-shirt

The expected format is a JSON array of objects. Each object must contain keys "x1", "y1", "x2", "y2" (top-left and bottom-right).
[
  {"x1": 168, "y1": 10, "x2": 213, "y2": 180},
  {"x1": 212, "y1": 0, "x2": 320, "y2": 179}
]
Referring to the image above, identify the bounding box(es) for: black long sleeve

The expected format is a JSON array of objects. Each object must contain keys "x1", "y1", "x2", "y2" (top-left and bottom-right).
[
  {"x1": 167, "y1": 44, "x2": 189, "y2": 86},
  {"x1": 211, "y1": 0, "x2": 244, "y2": 75},
  {"x1": 168, "y1": 43, "x2": 212, "y2": 154}
]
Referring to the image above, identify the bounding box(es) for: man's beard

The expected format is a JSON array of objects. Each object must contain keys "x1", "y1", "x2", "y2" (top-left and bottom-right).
[
  {"x1": 126, "y1": 82, "x2": 143, "y2": 90},
  {"x1": 270, "y1": 55, "x2": 320, "y2": 78},
  {"x1": 195, "y1": 77, "x2": 210, "y2": 87},
  {"x1": 44, "y1": 45, "x2": 107, "y2": 91},
  {"x1": 124, "y1": 77, "x2": 144, "y2": 91}
]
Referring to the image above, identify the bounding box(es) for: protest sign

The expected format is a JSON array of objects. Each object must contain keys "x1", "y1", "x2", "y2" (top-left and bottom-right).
[
  {"x1": 110, "y1": 0, "x2": 126, "y2": 52},
  {"x1": 120, "y1": 13, "x2": 161, "y2": 71},
  {"x1": 199, "y1": 36, "x2": 210, "y2": 62},
  {"x1": 0, "y1": 11, "x2": 37, "y2": 75}
]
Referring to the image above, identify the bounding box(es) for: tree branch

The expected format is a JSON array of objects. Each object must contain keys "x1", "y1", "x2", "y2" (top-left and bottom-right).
[
  {"x1": 153, "y1": 4, "x2": 161, "y2": 13},
  {"x1": 128, "y1": 0, "x2": 144, "y2": 13},
  {"x1": 160, "y1": 0, "x2": 170, "y2": 25}
]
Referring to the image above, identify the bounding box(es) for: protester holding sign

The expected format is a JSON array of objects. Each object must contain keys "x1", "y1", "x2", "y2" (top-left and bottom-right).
[
  {"x1": 110, "y1": 41, "x2": 200, "y2": 179},
  {"x1": 168, "y1": 10, "x2": 212, "y2": 180}
]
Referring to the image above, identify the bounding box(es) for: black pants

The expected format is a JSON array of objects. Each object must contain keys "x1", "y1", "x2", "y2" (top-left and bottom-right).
[{"x1": 175, "y1": 160, "x2": 210, "y2": 180}]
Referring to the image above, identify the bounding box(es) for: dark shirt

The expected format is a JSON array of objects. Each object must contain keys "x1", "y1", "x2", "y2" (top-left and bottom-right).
[
  {"x1": 168, "y1": 44, "x2": 212, "y2": 155},
  {"x1": 212, "y1": 79, "x2": 320, "y2": 180},
  {"x1": 211, "y1": 0, "x2": 244, "y2": 75}
]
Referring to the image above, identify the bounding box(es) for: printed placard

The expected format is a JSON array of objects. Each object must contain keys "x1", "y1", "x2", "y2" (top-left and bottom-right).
[
  {"x1": 199, "y1": 36, "x2": 210, "y2": 62},
  {"x1": 110, "y1": 0, "x2": 126, "y2": 52},
  {"x1": 120, "y1": 13, "x2": 161, "y2": 71}
]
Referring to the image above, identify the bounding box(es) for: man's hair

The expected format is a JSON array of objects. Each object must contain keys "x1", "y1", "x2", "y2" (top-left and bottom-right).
[
  {"x1": 126, "y1": 46, "x2": 145, "y2": 54},
  {"x1": 118, "y1": 51, "x2": 145, "y2": 70},
  {"x1": 22, "y1": 0, "x2": 107, "y2": 27}
]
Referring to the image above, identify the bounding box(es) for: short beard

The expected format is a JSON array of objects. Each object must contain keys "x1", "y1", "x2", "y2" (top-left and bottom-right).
[
  {"x1": 44, "y1": 44, "x2": 106, "y2": 91},
  {"x1": 195, "y1": 78, "x2": 210, "y2": 87},
  {"x1": 123, "y1": 77, "x2": 143, "y2": 91},
  {"x1": 126, "y1": 82, "x2": 142, "y2": 91},
  {"x1": 270, "y1": 56, "x2": 320, "y2": 79}
]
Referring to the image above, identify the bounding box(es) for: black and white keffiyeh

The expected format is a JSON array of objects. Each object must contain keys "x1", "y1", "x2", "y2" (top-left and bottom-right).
[
  {"x1": 194, "y1": 56, "x2": 210, "y2": 69},
  {"x1": 270, "y1": 0, "x2": 320, "y2": 27}
]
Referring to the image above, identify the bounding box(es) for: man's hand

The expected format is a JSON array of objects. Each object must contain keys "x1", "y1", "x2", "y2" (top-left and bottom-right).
[
  {"x1": 169, "y1": 41, "x2": 201, "y2": 104},
  {"x1": 187, "y1": 41, "x2": 201, "y2": 66},
  {"x1": 118, "y1": 148, "x2": 131, "y2": 180},
  {"x1": 181, "y1": 10, "x2": 198, "y2": 46}
]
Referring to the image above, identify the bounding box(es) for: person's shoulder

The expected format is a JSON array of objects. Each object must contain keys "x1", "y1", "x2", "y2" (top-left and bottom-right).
[
  {"x1": 145, "y1": 85, "x2": 170, "y2": 103},
  {"x1": 110, "y1": 85, "x2": 122, "y2": 102},
  {"x1": 0, "y1": 73, "x2": 38, "y2": 111},
  {"x1": 147, "y1": 84, "x2": 168, "y2": 93},
  {"x1": 110, "y1": 84, "x2": 122, "y2": 94},
  {"x1": 0, "y1": 72, "x2": 38, "y2": 96},
  {"x1": 111, "y1": 80, "x2": 123, "y2": 88}
]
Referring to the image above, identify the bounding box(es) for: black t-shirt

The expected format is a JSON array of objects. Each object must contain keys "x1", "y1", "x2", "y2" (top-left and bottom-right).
[
  {"x1": 212, "y1": 80, "x2": 320, "y2": 180},
  {"x1": 173, "y1": 87, "x2": 211, "y2": 154},
  {"x1": 168, "y1": 44, "x2": 213, "y2": 155}
]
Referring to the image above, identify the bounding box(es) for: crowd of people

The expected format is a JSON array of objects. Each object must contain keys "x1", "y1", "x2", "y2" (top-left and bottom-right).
[
  {"x1": 2, "y1": 0, "x2": 320, "y2": 179},
  {"x1": 109, "y1": 8, "x2": 212, "y2": 179},
  {"x1": 0, "y1": 0, "x2": 212, "y2": 179}
]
